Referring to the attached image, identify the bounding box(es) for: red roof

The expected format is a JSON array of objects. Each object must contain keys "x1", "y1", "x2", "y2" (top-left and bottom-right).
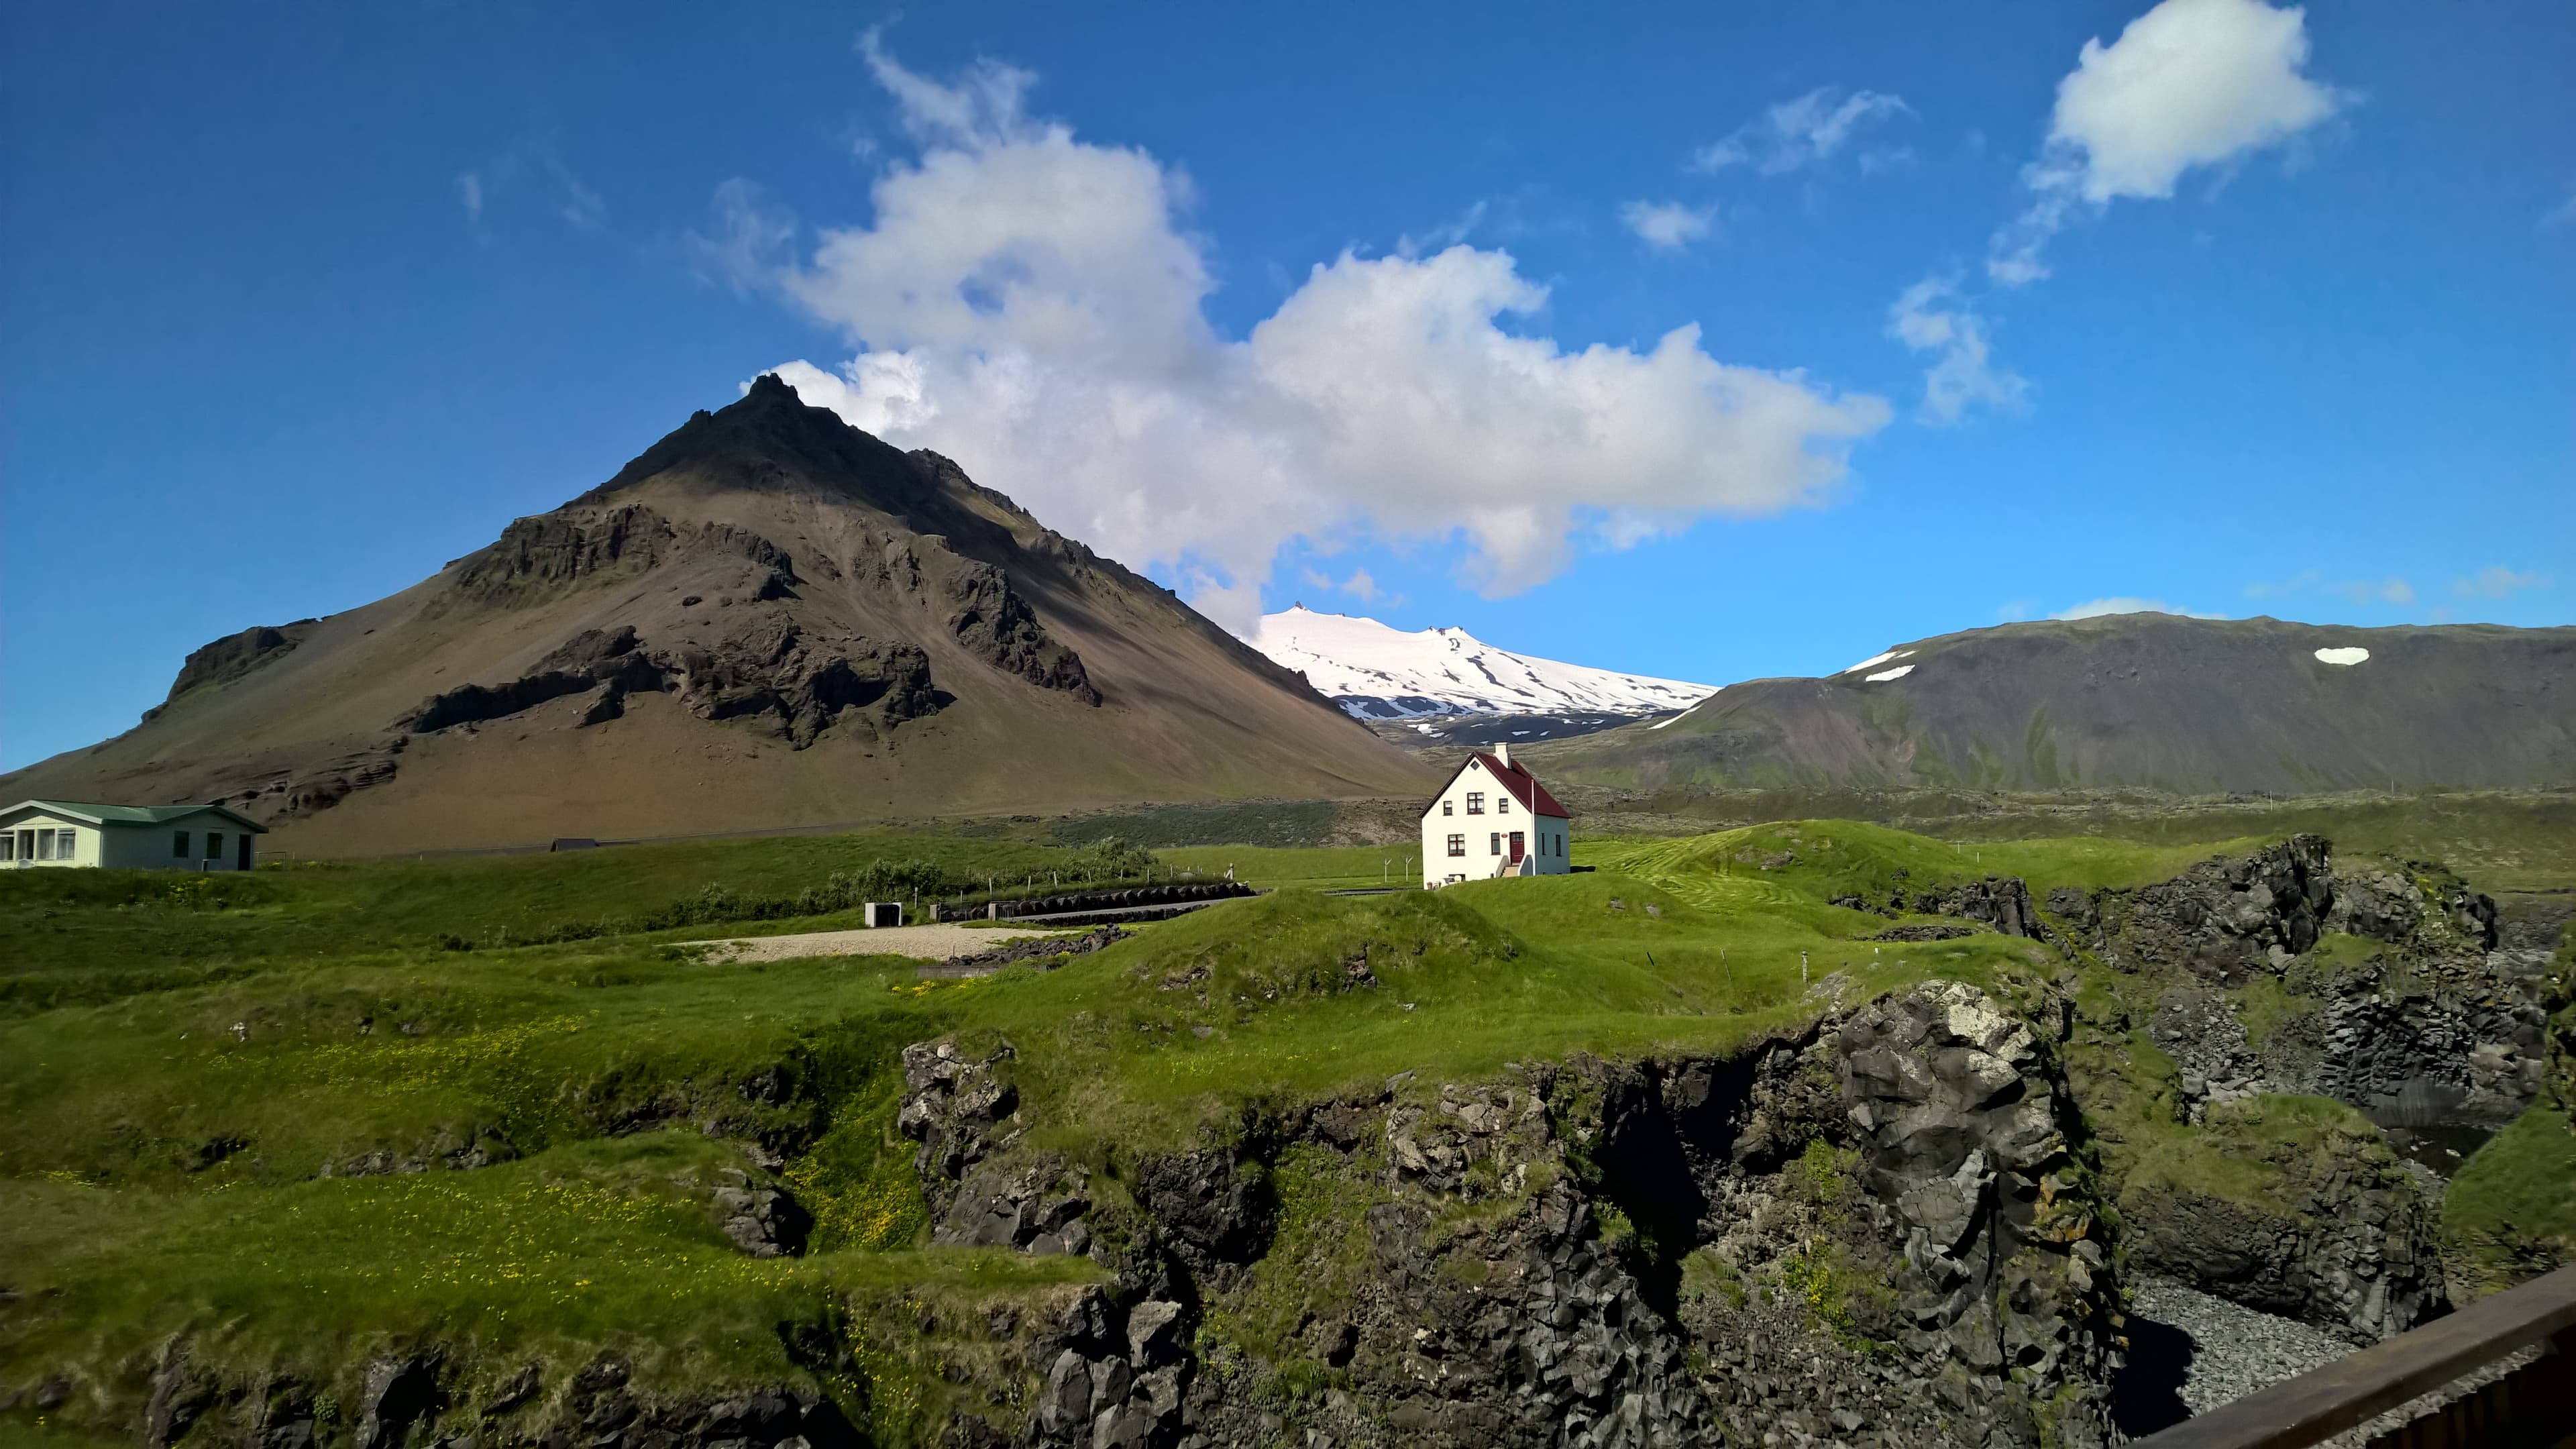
[{"x1": 1419, "y1": 752, "x2": 1570, "y2": 820}]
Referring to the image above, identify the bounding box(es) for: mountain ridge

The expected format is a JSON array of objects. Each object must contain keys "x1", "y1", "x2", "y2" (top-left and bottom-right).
[
  {"x1": 1526, "y1": 612, "x2": 2576, "y2": 796},
  {"x1": 1248, "y1": 604, "x2": 1715, "y2": 720},
  {"x1": 2, "y1": 376, "x2": 1433, "y2": 852}
]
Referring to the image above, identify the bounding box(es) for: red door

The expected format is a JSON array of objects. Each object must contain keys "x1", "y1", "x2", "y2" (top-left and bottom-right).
[{"x1": 1509, "y1": 831, "x2": 1525, "y2": 864}]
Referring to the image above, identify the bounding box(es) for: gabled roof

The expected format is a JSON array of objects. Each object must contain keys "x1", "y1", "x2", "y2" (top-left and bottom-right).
[
  {"x1": 3, "y1": 800, "x2": 270, "y2": 833},
  {"x1": 1417, "y1": 753, "x2": 1570, "y2": 820}
]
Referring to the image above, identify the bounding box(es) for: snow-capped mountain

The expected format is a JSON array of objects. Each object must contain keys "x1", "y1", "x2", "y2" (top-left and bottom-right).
[{"x1": 1250, "y1": 606, "x2": 1715, "y2": 720}]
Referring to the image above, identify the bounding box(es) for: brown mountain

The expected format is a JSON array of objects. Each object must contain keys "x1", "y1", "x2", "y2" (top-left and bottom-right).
[
  {"x1": 1531, "y1": 613, "x2": 2576, "y2": 795},
  {"x1": 3, "y1": 375, "x2": 1433, "y2": 853}
]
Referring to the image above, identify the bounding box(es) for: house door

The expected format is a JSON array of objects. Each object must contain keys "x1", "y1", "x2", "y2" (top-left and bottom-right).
[
  {"x1": 1509, "y1": 831, "x2": 1525, "y2": 864},
  {"x1": 237, "y1": 833, "x2": 252, "y2": 871}
]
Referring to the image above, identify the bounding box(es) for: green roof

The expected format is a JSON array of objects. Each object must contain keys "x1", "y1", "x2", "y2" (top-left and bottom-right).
[{"x1": 5, "y1": 800, "x2": 268, "y2": 833}]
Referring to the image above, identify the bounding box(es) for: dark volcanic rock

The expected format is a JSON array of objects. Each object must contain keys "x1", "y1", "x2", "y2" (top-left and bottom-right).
[
  {"x1": 945, "y1": 561, "x2": 1100, "y2": 704},
  {"x1": 164, "y1": 621, "x2": 317, "y2": 702},
  {"x1": 2117, "y1": 1107, "x2": 2442, "y2": 1345},
  {"x1": 2088, "y1": 835, "x2": 2338, "y2": 983},
  {"x1": 449, "y1": 502, "x2": 678, "y2": 608},
  {"x1": 403, "y1": 616, "x2": 941, "y2": 750}
]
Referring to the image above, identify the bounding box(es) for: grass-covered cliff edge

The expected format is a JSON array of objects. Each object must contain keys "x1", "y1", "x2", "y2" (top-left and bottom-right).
[{"x1": 2, "y1": 814, "x2": 2568, "y2": 1448}]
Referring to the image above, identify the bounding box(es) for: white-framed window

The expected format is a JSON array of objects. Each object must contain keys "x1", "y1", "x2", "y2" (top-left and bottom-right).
[
  {"x1": 1445, "y1": 833, "x2": 1465, "y2": 857},
  {"x1": 35, "y1": 828, "x2": 56, "y2": 861},
  {"x1": 1466, "y1": 792, "x2": 1485, "y2": 815}
]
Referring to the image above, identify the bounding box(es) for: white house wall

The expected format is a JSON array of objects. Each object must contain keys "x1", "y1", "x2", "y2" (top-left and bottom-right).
[
  {"x1": 1, "y1": 808, "x2": 255, "y2": 871},
  {"x1": 1418, "y1": 758, "x2": 1570, "y2": 888},
  {"x1": 0, "y1": 809, "x2": 99, "y2": 867}
]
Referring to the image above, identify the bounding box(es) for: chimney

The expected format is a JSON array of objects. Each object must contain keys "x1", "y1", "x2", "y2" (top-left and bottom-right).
[{"x1": 1495, "y1": 742, "x2": 1512, "y2": 769}]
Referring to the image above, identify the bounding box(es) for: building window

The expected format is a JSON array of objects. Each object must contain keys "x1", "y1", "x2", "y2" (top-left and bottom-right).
[
  {"x1": 205, "y1": 832, "x2": 224, "y2": 862},
  {"x1": 1497, "y1": 795, "x2": 1509, "y2": 814},
  {"x1": 1489, "y1": 833, "x2": 1501, "y2": 855},
  {"x1": 1446, "y1": 833, "x2": 1465, "y2": 857},
  {"x1": 0, "y1": 833, "x2": 12, "y2": 861},
  {"x1": 14, "y1": 830, "x2": 30, "y2": 862},
  {"x1": 1466, "y1": 792, "x2": 1485, "y2": 815},
  {"x1": 174, "y1": 830, "x2": 191, "y2": 858},
  {"x1": 1442, "y1": 800, "x2": 1453, "y2": 816}
]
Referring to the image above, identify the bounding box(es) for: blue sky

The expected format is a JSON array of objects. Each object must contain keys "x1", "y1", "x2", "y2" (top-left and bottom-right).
[{"x1": 5, "y1": 0, "x2": 2571, "y2": 769}]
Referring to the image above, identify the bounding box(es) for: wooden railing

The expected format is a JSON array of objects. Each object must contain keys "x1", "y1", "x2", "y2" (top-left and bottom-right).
[{"x1": 2132, "y1": 1263, "x2": 2576, "y2": 1449}]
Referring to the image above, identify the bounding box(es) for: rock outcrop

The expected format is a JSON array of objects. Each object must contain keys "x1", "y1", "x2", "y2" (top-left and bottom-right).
[
  {"x1": 2116, "y1": 1103, "x2": 2443, "y2": 1345},
  {"x1": 162, "y1": 621, "x2": 317, "y2": 702},
  {"x1": 894, "y1": 979, "x2": 2123, "y2": 1449}
]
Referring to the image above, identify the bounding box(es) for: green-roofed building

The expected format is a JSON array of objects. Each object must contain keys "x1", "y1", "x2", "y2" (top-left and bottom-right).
[{"x1": 1, "y1": 800, "x2": 268, "y2": 871}]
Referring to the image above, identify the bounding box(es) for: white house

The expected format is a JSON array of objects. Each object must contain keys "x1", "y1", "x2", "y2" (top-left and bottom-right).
[
  {"x1": 1419, "y1": 744, "x2": 1572, "y2": 887},
  {"x1": 0, "y1": 800, "x2": 268, "y2": 871}
]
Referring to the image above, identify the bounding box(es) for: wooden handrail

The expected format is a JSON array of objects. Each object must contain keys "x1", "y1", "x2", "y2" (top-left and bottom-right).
[{"x1": 2131, "y1": 1263, "x2": 2576, "y2": 1449}]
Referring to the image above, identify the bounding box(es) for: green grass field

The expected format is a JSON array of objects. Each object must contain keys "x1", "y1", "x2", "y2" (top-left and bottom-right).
[{"x1": 4, "y1": 802, "x2": 2569, "y2": 1444}]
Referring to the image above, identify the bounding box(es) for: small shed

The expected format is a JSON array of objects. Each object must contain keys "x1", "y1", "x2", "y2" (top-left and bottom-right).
[{"x1": 0, "y1": 800, "x2": 268, "y2": 871}]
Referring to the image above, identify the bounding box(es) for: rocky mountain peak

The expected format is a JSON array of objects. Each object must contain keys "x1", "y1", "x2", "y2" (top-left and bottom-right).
[{"x1": 584, "y1": 372, "x2": 936, "y2": 513}]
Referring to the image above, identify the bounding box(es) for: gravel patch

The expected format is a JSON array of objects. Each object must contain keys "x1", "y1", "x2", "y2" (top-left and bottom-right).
[
  {"x1": 2114, "y1": 1275, "x2": 2545, "y2": 1446},
  {"x1": 2119, "y1": 1275, "x2": 2351, "y2": 1431},
  {"x1": 695, "y1": 922, "x2": 1075, "y2": 963}
]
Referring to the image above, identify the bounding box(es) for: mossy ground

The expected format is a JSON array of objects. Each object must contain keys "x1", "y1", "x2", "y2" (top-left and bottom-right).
[{"x1": 5, "y1": 808, "x2": 2568, "y2": 1443}]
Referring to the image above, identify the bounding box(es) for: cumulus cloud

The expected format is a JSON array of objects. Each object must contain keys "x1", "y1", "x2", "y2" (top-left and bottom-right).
[
  {"x1": 1990, "y1": 0, "x2": 2346, "y2": 286},
  {"x1": 1691, "y1": 88, "x2": 1912, "y2": 176},
  {"x1": 740, "y1": 43, "x2": 1889, "y2": 625},
  {"x1": 1886, "y1": 277, "x2": 2027, "y2": 424},
  {"x1": 2454, "y1": 566, "x2": 2553, "y2": 599},
  {"x1": 1619, "y1": 199, "x2": 1717, "y2": 251},
  {"x1": 2055, "y1": 597, "x2": 2229, "y2": 621}
]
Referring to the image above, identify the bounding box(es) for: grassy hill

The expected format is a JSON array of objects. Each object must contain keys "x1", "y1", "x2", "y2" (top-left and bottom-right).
[{"x1": 4, "y1": 808, "x2": 2569, "y2": 1444}]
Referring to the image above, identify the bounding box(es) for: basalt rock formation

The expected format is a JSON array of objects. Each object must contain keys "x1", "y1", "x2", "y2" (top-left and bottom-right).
[
  {"x1": 898, "y1": 979, "x2": 2125, "y2": 1449},
  {"x1": 1, "y1": 374, "x2": 1428, "y2": 851}
]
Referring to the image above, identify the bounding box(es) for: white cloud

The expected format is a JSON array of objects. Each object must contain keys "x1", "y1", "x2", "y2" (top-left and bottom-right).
[
  {"x1": 1990, "y1": 0, "x2": 2346, "y2": 286},
  {"x1": 1691, "y1": 88, "x2": 1912, "y2": 176},
  {"x1": 1619, "y1": 199, "x2": 1716, "y2": 252},
  {"x1": 684, "y1": 178, "x2": 798, "y2": 295},
  {"x1": 747, "y1": 44, "x2": 1890, "y2": 625},
  {"x1": 1886, "y1": 277, "x2": 2027, "y2": 424},
  {"x1": 2546, "y1": 188, "x2": 2576, "y2": 230},
  {"x1": 2454, "y1": 566, "x2": 2553, "y2": 599},
  {"x1": 2056, "y1": 597, "x2": 2229, "y2": 621},
  {"x1": 455, "y1": 133, "x2": 607, "y2": 233}
]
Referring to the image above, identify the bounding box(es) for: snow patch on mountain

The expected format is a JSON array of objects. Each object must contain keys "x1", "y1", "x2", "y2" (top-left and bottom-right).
[{"x1": 1251, "y1": 606, "x2": 1715, "y2": 720}]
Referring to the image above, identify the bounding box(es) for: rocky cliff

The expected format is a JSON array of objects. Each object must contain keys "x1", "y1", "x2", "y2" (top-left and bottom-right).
[{"x1": 896, "y1": 979, "x2": 2123, "y2": 1449}]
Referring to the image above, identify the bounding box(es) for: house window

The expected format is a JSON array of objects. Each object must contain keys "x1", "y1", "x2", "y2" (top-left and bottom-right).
[
  {"x1": 1489, "y1": 833, "x2": 1501, "y2": 856},
  {"x1": 15, "y1": 830, "x2": 30, "y2": 861},
  {"x1": 1466, "y1": 792, "x2": 1485, "y2": 815},
  {"x1": 0, "y1": 833, "x2": 11, "y2": 861},
  {"x1": 1446, "y1": 833, "x2": 1465, "y2": 857},
  {"x1": 1497, "y1": 796, "x2": 1509, "y2": 814},
  {"x1": 174, "y1": 830, "x2": 191, "y2": 858},
  {"x1": 1442, "y1": 800, "x2": 1453, "y2": 816},
  {"x1": 205, "y1": 832, "x2": 224, "y2": 862}
]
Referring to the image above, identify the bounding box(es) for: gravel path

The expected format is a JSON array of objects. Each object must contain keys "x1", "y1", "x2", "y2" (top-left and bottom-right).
[{"x1": 696, "y1": 922, "x2": 1075, "y2": 963}]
